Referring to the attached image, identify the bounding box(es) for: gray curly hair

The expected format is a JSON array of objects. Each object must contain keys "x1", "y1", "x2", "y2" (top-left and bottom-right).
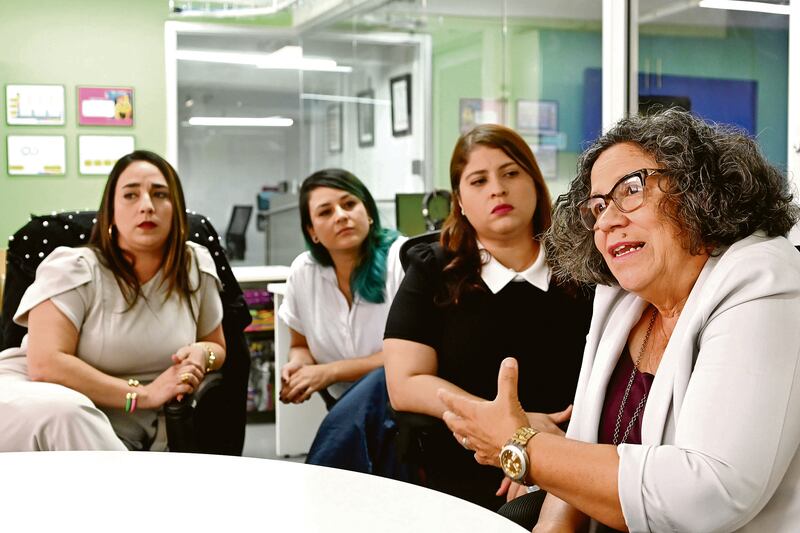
[{"x1": 544, "y1": 108, "x2": 799, "y2": 286}]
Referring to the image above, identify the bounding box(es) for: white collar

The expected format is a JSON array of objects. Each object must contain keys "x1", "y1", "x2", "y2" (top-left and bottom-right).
[{"x1": 478, "y1": 240, "x2": 551, "y2": 294}]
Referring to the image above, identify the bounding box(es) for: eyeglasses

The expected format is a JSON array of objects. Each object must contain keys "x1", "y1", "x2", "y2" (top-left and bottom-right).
[{"x1": 577, "y1": 168, "x2": 662, "y2": 231}]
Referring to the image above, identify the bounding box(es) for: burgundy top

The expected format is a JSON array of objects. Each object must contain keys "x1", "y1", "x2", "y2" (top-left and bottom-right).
[{"x1": 598, "y1": 347, "x2": 655, "y2": 445}]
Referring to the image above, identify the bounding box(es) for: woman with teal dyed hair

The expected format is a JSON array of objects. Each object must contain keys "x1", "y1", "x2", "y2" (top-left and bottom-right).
[{"x1": 278, "y1": 168, "x2": 408, "y2": 477}]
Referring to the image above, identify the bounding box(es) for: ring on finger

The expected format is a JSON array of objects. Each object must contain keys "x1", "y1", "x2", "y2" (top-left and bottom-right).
[
  {"x1": 180, "y1": 373, "x2": 191, "y2": 384},
  {"x1": 461, "y1": 436, "x2": 469, "y2": 449}
]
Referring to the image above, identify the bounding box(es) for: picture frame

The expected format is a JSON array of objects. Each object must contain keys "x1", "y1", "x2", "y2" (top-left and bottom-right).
[
  {"x1": 327, "y1": 103, "x2": 343, "y2": 154},
  {"x1": 5, "y1": 84, "x2": 65, "y2": 126},
  {"x1": 77, "y1": 86, "x2": 134, "y2": 126},
  {"x1": 389, "y1": 73, "x2": 411, "y2": 137},
  {"x1": 529, "y1": 143, "x2": 558, "y2": 181},
  {"x1": 78, "y1": 135, "x2": 136, "y2": 175},
  {"x1": 516, "y1": 99, "x2": 558, "y2": 135},
  {"x1": 459, "y1": 98, "x2": 507, "y2": 134},
  {"x1": 356, "y1": 88, "x2": 375, "y2": 147},
  {"x1": 7, "y1": 135, "x2": 66, "y2": 175}
]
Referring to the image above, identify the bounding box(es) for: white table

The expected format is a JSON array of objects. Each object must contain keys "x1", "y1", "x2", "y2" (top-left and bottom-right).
[{"x1": 0, "y1": 452, "x2": 527, "y2": 532}]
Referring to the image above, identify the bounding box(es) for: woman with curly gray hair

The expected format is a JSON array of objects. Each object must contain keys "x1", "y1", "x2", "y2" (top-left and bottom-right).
[{"x1": 437, "y1": 109, "x2": 800, "y2": 532}]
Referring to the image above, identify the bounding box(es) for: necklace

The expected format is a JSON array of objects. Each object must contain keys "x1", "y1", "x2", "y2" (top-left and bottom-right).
[{"x1": 613, "y1": 307, "x2": 658, "y2": 446}]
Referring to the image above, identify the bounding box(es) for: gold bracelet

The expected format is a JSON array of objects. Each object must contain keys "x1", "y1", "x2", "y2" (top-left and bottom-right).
[{"x1": 205, "y1": 346, "x2": 216, "y2": 374}]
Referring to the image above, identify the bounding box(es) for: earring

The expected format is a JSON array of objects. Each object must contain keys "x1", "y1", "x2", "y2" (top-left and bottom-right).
[
  {"x1": 107, "y1": 225, "x2": 113, "y2": 237},
  {"x1": 368, "y1": 217, "x2": 374, "y2": 225},
  {"x1": 460, "y1": 208, "x2": 465, "y2": 215},
  {"x1": 311, "y1": 235, "x2": 320, "y2": 243}
]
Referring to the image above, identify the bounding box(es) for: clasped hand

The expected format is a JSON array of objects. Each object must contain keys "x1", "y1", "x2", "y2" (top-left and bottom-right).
[
  {"x1": 279, "y1": 360, "x2": 333, "y2": 404},
  {"x1": 139, "y1": 345, "x2": 206, "y2": 408}
]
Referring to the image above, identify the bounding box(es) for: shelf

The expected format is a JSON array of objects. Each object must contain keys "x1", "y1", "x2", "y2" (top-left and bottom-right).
[{"x1": 244, "y1": 324, "x2": 275, "y2": 333}]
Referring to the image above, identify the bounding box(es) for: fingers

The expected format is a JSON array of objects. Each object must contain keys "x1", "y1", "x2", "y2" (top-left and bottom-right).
[
  {"x1": 496, "y1": 476, "x2": 512, "y2": 497},
  {"x1": 496, "y1": 357, "x2": 520, "y2": 404},
  {"x1": 281, "y1": 374, "x2": 312, "y2": 404},
  {"x1": 548, "y1": 404, "x2": 573, "y2": 425}
]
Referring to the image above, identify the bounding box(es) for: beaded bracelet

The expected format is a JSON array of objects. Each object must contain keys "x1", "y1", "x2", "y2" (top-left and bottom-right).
[
  {"x1": 125, "y1": 392, "x2": 138, "y2": 413},
  {"x1": 128, "y1": 378, "x2": 140, "y2": 388}
]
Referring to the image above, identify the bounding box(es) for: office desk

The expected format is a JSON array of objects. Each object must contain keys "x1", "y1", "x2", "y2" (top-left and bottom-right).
[{"x1": 0, "y1": 452, "x2": 527, "y2": 532}]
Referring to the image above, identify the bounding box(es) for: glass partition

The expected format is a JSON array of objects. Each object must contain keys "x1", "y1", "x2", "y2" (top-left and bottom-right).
[{"x1": 636, "y1": 0, "x2": 789, "y2": 170}]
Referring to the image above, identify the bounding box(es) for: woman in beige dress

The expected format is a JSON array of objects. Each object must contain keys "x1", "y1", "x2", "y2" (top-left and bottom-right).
[{"x1": 0, "y1": 150, "x2": 226, "y2": 451}]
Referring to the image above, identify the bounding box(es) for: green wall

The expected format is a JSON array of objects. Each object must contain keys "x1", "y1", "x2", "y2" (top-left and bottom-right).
[{"x1": 0, "y1": 0, "x2": 169, "y2": 243}]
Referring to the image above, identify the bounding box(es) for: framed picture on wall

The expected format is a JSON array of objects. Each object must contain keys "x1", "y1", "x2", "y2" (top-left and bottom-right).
[
  {"x1": 5, "y1": 84, "x2": 65, "y2": 125},
  {"x1": 78, "y1": 86, "x2": 134, "y2": 126},
  {"x1": 357, "y1": 89, "x2": 375, "y2": 147},
  {"x1": 516, "y1": 99, "x2": 558, "y2": 135},
  {"x1": 78, "y1": 135, "x2": 135, "y2": 175},
  {"x1": 529, "y1": 143, "x2": 558, "y2": 180},
  {"x1": 327, "y1": 103, "x2": 343, "y2": 153},
  {"x1": 390, "y1": 74, "x2": 411, "y2": 137},
  {"x1": 7, "y1": 135, "x2": 66, "y2": 175},
  {"x1": 459, "y1": 98, "x2": 507, "y2": 134}
]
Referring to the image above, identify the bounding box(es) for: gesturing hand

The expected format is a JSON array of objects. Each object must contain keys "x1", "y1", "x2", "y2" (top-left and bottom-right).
[
  {"x1": 439, "y1": 357, "x2": 530, "y2": 467},
  {"x1": 280, "y1": 363, "x2": 333, "y2": 404}
]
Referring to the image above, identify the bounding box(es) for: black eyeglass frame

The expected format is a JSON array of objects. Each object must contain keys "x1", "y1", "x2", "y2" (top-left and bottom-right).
[{"x1": 577, "y1": 168, "x2": 662, "y2": 231}]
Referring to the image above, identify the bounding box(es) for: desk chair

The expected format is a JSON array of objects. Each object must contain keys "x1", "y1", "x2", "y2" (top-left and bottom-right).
[
  {"x1": 391, "y1": 231, "x2": 443, "y2": 484},
  {"x1": 0, "y1": 210, "x2": 252, "y2": 454},
  {"x1": 225, "y1": 205, "x2": 253, "y2": 261}
]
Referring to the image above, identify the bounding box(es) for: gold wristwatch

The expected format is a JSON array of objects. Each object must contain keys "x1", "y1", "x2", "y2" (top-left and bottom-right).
[{"x1": 499, "y1": 426, "x2": 539, "y2": 485}]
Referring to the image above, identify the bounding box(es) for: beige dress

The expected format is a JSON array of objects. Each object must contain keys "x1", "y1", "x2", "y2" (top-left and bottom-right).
[{"x1": 0, "y1": 241, "x2": 223, "y2": 451}]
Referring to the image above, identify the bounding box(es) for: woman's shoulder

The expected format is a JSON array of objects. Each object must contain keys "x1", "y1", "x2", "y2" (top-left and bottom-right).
[
  {"x1": 709, "y1": 233, "x2": 800, "y2": 291},
  {"x1": 39, "y1": 245, "x2": 100, "y2": 274},
  {"x1": 288, "y1": 250, "x2": 319, "y2": 273},
  {"x1": 402, "y1": 240, "x2": 448, "y2": 273},
  {"x1": 186, "y1": 241, "x2": 219, "y2": 282}
]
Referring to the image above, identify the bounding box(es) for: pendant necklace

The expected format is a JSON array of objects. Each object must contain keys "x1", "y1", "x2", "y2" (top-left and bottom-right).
[{"x1": 613, "y1": 307, "x2": 658, "y2": 446}]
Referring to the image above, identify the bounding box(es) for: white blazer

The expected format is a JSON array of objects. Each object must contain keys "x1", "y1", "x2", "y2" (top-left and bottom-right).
[{"x1": 566, "y1": 233, "x2": 800, "y2": 532}]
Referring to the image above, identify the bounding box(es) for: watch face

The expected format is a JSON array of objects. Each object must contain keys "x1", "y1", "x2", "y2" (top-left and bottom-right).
[{"x1": 500, "y1": 446, "x2": 525, "y2": 479}]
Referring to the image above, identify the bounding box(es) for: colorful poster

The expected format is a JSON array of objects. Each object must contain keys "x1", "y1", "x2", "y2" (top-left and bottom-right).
[
  {"x1": 7, "y1": 136, "x2": 66, "y2": 175},
  {"x1": 78, "y1": 135, "x2": 135, "y2": 175},
  {"x1": 78, "y1": 87, "x2": 134, "y2": 126},
  {"x1": 5, "y1": 85, "x2": 65, "y2": 125}
]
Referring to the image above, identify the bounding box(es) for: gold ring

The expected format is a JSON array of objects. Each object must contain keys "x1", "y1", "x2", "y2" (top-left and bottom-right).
[
  {"x1": 181, "y1": 373, "x2": 190, "y2": 384},
  {"x1": 461, "y1": 436, "x2": 469, "y2": 449}
]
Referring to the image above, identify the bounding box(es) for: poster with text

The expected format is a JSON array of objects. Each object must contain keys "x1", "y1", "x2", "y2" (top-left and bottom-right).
[{"x1": 78, "y1": 87, "x2": 134, "y2": 126}]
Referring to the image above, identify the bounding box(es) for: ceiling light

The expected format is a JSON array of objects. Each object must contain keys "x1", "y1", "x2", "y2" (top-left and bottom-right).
[
  {"x1": 300, "y1": 93, "x2": 390, "y2": 105},
  {"x1": 176, "y1": 47, "x2": 351, "y2": 73},
  {"x1": 187, "y1": 117, "x2": 294, "y2": 127},
  {"x1": 171, "y1": 0, "x2": 298, "y2": 18},
  {"x1": 698, "y1": 0, "x2": 790, "y2": 15}
]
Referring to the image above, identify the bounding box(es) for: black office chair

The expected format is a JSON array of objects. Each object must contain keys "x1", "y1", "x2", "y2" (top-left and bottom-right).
[
  {"x1": 224, "y1": 205, "x2": 253, "y2": 261},
  {"x1": 0, "y1": 210, "x2": 252, "y2": 455},
  {"x1": 390, "y1": 230, "x2": 444, "y2": 483}
]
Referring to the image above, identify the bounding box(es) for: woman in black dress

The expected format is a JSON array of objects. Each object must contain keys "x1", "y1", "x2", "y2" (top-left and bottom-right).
[{"x1": 384, "y1": 124, "x2": 593, "y2": 510}]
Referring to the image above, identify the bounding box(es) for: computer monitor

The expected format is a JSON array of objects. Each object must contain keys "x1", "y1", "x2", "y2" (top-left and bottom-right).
[
  {"x1": 225, "y1": 205, "x2": 253, "y2": 260},
  {"x1": 395, "y1": 193, "x2": 427, "y2": 237},
  {"x1": 395, "y1": 191, "x2": 451, "y2": 236}
]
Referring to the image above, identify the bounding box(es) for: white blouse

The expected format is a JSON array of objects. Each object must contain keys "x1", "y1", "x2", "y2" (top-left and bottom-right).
[{"x1": 279, "y1": 237, "x2": 406, "y2": 399}]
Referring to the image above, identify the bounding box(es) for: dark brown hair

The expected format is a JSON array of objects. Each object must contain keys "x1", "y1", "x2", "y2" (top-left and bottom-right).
[
  {"x1": 89, "y1": 150, "x2": 193, "y2": 308},
  {"x1": 439, "y1": 124, "x2": 552, "y2": 305}
]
